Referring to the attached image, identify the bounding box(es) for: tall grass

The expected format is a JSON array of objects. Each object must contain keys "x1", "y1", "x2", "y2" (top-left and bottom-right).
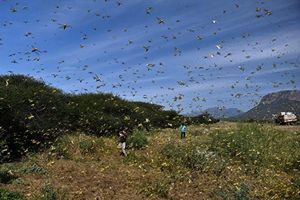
[
  {"x1": 161, "y1": 141, "x2": 226, "y2": 174},
  {"x1": 127, "y1": 130, "x2": 149, "y2": 150},
  {"x1": 0, "y1": 189, "x2": 24, "y2": 200},
  {"x1": 210, "y1": 123, "x2": 300, "y2": 172},
  {"x1": 49, "y1": 133, "x2": 105, "y2": 161}
]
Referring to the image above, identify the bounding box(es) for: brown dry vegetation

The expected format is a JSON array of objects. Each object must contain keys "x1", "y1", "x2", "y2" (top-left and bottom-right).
[{"x1": 0, "y1": 122, "x2": 299, "y2": 200}]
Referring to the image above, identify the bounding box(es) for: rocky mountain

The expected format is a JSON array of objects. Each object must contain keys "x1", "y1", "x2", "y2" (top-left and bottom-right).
[{"x1": 234, "y1": 90, "x2": 300, "y2": 121}]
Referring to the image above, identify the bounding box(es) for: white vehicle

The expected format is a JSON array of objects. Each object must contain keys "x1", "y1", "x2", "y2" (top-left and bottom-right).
[{"x1": 274, "y1": 112, "x2": 297, "y2": 125}]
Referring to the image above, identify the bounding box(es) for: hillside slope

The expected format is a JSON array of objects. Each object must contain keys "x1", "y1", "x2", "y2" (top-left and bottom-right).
[
  {"x1": 204, "y1": 107, "x2": 244, "y2": 119},
  {"x1": 0, "y1": 74, "x2": 181, "y2": 162},
  {"x1": 235, "y1": 90, "x2": 300, "y2": 120}
]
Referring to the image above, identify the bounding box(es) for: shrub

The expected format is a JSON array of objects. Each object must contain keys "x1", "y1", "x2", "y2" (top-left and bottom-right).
[
  {"x1": 210, "y1": 124, "x2": 266, "y2": 167},
  {"x1": 214, "y1": 183, "x2": 254, "y2": 200},
  {"x1": 141, "y1": 179, "x2": 170, "y2": 198},
  {"x1": 161, "y1": 143, "x2": 185, "y2": 161},
  {"x1": 127, "y1": 130, "x2": 148, "y2": 149},
  {"x1": 0, "y1": 189, "x2": 24, "y2": 200},
  {"x1": 123, "y1": 152, "x2": 140, "y2": 164},
  {"x1": 292, "y1": 177, "x2": 300, "y2": 189},
  {"x1": 234, "y1": 183, "x2": 253, "y2": 200},
  {"x1": 79, "y1": 139, "x2": 95, "y2": 154},
  {"x1": 49, "y1": 134, "x2": 105, "y2": 161},
  {"x1": 50, "y1": 137, "x2": 71, "y2": 159},
  {"x1": 41, "y1": 183, "x2": 57, "y2": 200},
  {"x1": 161, "y1": 142, "x2": 221, "y2": 172}
]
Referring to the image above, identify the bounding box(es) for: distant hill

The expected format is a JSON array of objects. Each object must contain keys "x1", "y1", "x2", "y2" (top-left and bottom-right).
[
  {"x1": 184, "y1": 107, "x2": 243, "y2": 119},
  {"x1": 234, "y1": 90, "x2": 300, "y2": 121},
  {"x1": 204, "y1": 107, "x2": 244, "y2": 119}
]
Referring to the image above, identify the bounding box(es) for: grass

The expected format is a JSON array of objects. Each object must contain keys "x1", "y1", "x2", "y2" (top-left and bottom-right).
[
  {"x1": 0, "y1": 122, "x2": 299, "y2": 199},
  {"x1": 0, "y1": 188, "x2": 24, "y2": 200},
  {"x1": 127, "y1": 129, "x2": 149, "y2": 150},
  {"x1": 210, "y1": 123, "x2": 300, "y2": 173},
  {"x1": 49, "y1": 133, "x2": 105, "y2": 161},
  {"x1": 39, "y1": 183, "x2": 59, "y2": 200},
  {"x1": 141, "y1": 178, "x2": 170, "y2": 198}
]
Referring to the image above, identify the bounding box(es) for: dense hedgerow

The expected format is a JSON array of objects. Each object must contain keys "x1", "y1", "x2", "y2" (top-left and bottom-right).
[
  {"x1": 0, "y1": 75, "x2": 70, "y2": 162},
  {"x1": 0, "y1": 74, "x2": 182, "y2": 162}
]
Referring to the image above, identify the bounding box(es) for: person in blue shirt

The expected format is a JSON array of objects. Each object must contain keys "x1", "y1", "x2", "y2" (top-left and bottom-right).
[{"x1": 179, "y1": 123, "x2": 187, "y2": 139}]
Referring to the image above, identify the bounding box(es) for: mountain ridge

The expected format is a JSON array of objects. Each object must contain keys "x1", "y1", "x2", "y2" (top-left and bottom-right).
[
  {"x1": 234, "y1": 90, "x2": 300, "y2": 121},
  {"x1": 184, "y1": 107, "x2": 244, "y2": 118}
]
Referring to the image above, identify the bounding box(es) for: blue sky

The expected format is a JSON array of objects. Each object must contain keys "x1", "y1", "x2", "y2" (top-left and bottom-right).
[{"x1": 0, "y1": 0, "x2": 299, "y2": 114}]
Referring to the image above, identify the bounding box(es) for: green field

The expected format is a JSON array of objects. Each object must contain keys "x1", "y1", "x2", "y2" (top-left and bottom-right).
[{"x1": 0, "y1": 122, "x2": 299, "y2": 200}]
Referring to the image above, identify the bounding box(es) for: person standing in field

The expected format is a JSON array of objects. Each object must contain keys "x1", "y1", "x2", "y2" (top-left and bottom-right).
[
  {"x1": 179, "y1": 123, "x2": 187, "y2": 139},
  {"x1": 118, "y1": 128, "x2": 128, "y2": 156}
]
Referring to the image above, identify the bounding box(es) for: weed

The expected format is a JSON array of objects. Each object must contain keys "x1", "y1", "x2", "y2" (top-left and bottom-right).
[
  {"x1": 141, "y1": 179, "x2": 170, "y2": 198},
  {"x1": 292, "y1": 177, "x2": 300, "y2": 189},
  {"x1": 209, "y1": 123, "x2": 300, "y2": 172},
  {"x1": 161, "y1": 142, "x2": 221, "y2": 172},
  {"x1": 12, "y1": 178, "x2": 29, "y2": 185},
  {"x1": 41, "y1": 183, "x2": 57, "y2": 200},
  {"x1": 127, "y1": 130, "x2": 148, "y2": 150},
  {"x1": 161, "y1": 143, "x2": 185, "y2": 161},
  {"x1": 20, "y1": 163, "x2": 46, "y2": 174},
  {"x1": 214, "y1": 188, "x2": 233, "y2": 200},
  {"x1": 123, "y1": 152, "x2": 146, "y2": 164},
  {"x1": 50, "y1": 134, "x2": 105, "y2": 160},
  {"x1": 0, "y1": 188, "x2": 24, "y2": 200},
  {"x1": 50, "y1": 137, "x2": 71, "y2": 159},
  {"x1": 79, "y1": 139, "x2": 95, "y2": 154},
  {"x1": 234, "y1": 183, "x2": 253, "y2": 200}
]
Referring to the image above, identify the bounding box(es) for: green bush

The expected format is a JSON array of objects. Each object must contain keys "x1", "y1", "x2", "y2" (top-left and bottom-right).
[
  {"x1": 0, "y1": 189, "x2": 24, "y2": 200},
  {"x1": 41, "y1": 183, "x2": 57, "y2": 200},
  {"x1": 141, "y1": 179, "x2": 170, "y2": 198},
  {"x1": 161, "y1": 143, "x2": 185, "y2": 161},
  {"x1": 79, "y1": 139, "x2": 95, "y2": 154},
  {"x1": 161, "y1": 142, "x2": 221, "y2": 172},
  {"x1": 50, "y1": 137, "x2": 71, "y2": 159},
  {"x1": 214, "y1": 183, "x2": 254, "y2": 200},
  {"x1": 127, "y1": 130, "x2": 148, "y2": 149},
  {"x1": 0, "y1": 170, "x2": 17, "y2": 184}
]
